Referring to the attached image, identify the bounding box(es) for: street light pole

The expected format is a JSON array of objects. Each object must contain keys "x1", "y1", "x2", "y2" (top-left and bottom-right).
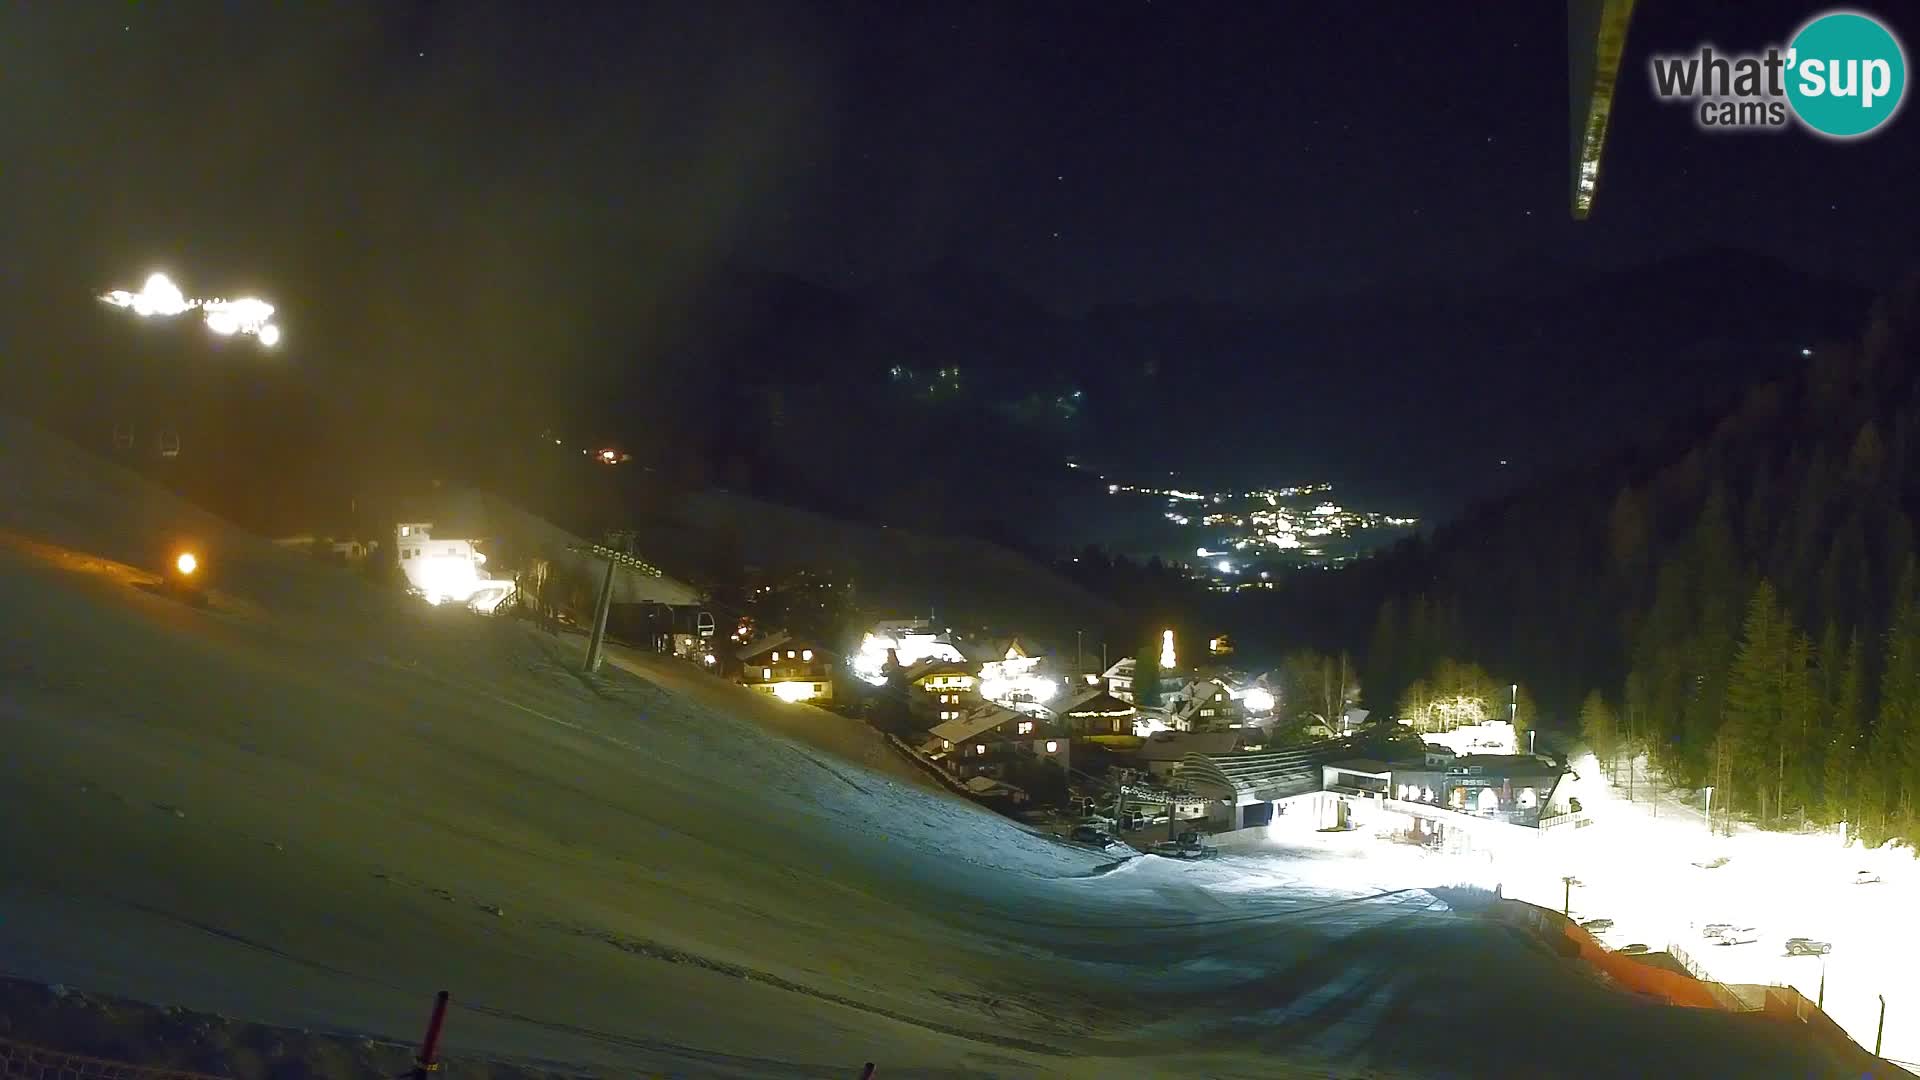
[
  {"x1": 1704, "y1": 786, "x2": 1715, "y2": 837},
  {"x1": 1876, "y1": 994, "x2": 1886, "y2": 1056}
]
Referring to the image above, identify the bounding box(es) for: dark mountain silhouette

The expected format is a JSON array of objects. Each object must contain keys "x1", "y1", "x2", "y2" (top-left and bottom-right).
[{"x1": 557, "y1": 248, "x2": 1871, "y2": 551}]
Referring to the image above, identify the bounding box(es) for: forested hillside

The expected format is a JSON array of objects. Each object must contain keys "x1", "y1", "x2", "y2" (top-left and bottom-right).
[{"x1": 1323, "y1": 271, "x2": 1920, "y2": 844}]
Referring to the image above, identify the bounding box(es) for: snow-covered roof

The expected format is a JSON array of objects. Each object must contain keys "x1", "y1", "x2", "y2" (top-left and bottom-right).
[
  {"x1": 1054, "y1": 687, "x2": 1135, "y2": 718},
  {"x1": 902, "y1": 657, "x2": 975, "y2": 683},
  {"x1": 1180, "y1": 739, "x2": 1363, "y2": 800},
  {"x1": 1134, "y1": 731, "x2": 1240, "y2": 762},
  {"x1": 1451, "y1": 754, "x2": 1563, "y2": 777},
  {"x1": 928, "y1": 703, "x2": 1025, "y2": 745},
  {"x1": 1169, "y1": 678, "x2": 1235, "y2": 722},
  {"x1": 736, "y1": 632, "x2": 793, "y2": 662},
  {"x1": 1325, "y1": 758, "x2": 1395, "y2": 776}
]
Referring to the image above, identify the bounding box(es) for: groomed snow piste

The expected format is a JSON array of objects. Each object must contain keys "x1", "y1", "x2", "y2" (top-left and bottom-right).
[{"x1": 0, "y1": 417, "x2": 1863, "y2": 1078}]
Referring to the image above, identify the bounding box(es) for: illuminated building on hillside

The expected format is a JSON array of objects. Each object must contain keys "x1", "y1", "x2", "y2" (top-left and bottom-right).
[{"x1": 739, "y1": 633, "x2": 836, "y2": 703}]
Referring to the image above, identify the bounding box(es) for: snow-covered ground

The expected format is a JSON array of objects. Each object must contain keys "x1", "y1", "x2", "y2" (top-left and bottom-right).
[
  {"x1": 1492, "y1": 755, "x2": 1917, "y2": 1068},
  {"x1": 0, "y1": 416, "x2": 1875, "y2": 1077}
]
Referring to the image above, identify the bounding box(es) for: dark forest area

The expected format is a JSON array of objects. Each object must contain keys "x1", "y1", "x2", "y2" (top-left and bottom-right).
[{"x1": 1265, "y1": 271, "x2": 1920, "y2": 844}]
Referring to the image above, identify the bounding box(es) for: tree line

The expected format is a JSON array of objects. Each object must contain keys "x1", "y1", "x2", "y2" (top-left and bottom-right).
[{"x1": 1328, "y1": 273, "x2": 1920, "y2": 846}]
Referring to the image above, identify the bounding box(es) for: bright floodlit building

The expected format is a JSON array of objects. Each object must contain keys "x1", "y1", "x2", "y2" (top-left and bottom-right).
[
  {"x1": 394, "y1": 522, "x2": 514, "y2": 608},
  {"x1": 850, "y1": 619, "x2": 967, "y2": 686}
]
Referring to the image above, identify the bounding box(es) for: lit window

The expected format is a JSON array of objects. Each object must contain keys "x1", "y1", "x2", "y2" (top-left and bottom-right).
[
  {"x1": 1200, "y1": 708, "x2": 1215, "y2": 717},
  {"x1": 1018, "y1": 721, "x2": 1034, "y2": 735},
  {"x1": 942, "y1": 739, "x2": 952, "y2": 750},
  {"x1": 975, "y1": 744, "x2": 986, "y2": 755},
  {"x1": 1046, "y1": 741, "x2": 1058, "y2": 753},
  {"x1": 400, "y1": 526, "x2": 412, "y2": 537},
  {"x1": 802, "y1": 649, "x2": 813, "y2": 662},
  {"x1": 787, "y1": 650, "x2": 796, "y2": 659},
  {"x1": 762, "y1": 668, "x2": 771, "y2": 680}
]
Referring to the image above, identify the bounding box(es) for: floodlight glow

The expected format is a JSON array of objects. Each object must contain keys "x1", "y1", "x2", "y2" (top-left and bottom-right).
[
  {"x1": 851, "y1": 631, "x2": 962, "y2": 686},
  {"x1": 980, "y1": 674, "x2": 1056, "y2": 705},
  {"x1": 100, "y1": 272, "x2": 283, "y2": 347},
  {"x1": 174, "y1": 552, "x2": 198, "y2": 576},
  {"x1": 1243, "y1": 687, "x2": 1275, "y2": 714},
  {"x1": 771, "y1": 681, "x2": 819, "y2": 702}
]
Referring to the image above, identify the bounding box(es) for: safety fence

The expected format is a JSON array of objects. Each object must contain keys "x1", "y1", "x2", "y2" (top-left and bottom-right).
[{"x1": 1490, "y1": 899, "x2": 1912, "y2": 1076}]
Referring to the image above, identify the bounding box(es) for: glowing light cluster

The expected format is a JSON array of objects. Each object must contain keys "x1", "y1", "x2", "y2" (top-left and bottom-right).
[
  {"x1": 1241, "y1": 687, "x2": 1276, "y2": 714},
  {"x1": 851, "y1": 631, "x2": 964, "y2": 686},
  {"x1": 979, "y1": 674, "x2": 1057, "y2": 706},
  {"x1": 100, "y1": 272, "x2": 282, "y2": 347},
  {"x1": 771, "y1": 680, "x2": 821, "y2": 703}
]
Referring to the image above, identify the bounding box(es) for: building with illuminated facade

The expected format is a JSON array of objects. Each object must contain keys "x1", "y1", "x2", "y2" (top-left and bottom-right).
[{"x1": 738, "y1": 633, "x2": 837, "y2": 703}]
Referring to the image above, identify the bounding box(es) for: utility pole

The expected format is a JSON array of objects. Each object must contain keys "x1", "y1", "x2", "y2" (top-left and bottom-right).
[
  {"x1": 1817, "y1": 959, "x2": 1825, "y2": 1010},
  {"x1": 1562, "y1": 875, "x2": 1579, "y2": 917},
  {"x1": 1876, "y1": 994, "x2": 1886, "y2": 1056},
  {"x1": 1076, "y1": 630, "x2": 1084, "y2": 676}
]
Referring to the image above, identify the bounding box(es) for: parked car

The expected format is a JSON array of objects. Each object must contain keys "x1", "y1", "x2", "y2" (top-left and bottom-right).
[
  {"x1": 1692, "y1": 856, "x2": 1731, "y2": 869},
  {"x1": 1701, "y1": 923, "x2": 1734, "y2": 940},
  {"x1": 1069, "y1": 825, "x2": 1115, "y2": 847},
  {"x1": 1580, "y1": 918, "x2": 1615, "y2": 933},
  {"x1": 1618, "y1": 944, "x2": 1650, "y2": 955},
  {"x1": 1716, "y1": 927, "x2": 1760, "y2": 946},
  {"x1": 1785, "y1": 938, "x2": 1832, "y2": 956},
  {"x1": 1853, "y1": 869, "x2": 1881, "y2": 885}
]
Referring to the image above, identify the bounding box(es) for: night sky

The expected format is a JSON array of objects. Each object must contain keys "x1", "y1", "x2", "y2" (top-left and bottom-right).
[{"x1": 1, "y1": 2, "x2": 1915, "y2": 514}]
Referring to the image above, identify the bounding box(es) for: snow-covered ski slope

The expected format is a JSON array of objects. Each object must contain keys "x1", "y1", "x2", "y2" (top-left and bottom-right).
[{"x1": 0, "y1": 417, "x2": 1860, "y2": 1078}]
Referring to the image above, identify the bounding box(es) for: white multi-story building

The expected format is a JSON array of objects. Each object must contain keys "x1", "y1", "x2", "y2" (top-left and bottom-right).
[{"x1": 394, "y1": 522, "x2": 513, "y2": 608}]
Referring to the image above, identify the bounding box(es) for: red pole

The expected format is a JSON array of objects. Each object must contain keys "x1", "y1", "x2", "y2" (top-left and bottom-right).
[{"x1": 412, "y1": 990, "x2": 450, "y2": 1078}]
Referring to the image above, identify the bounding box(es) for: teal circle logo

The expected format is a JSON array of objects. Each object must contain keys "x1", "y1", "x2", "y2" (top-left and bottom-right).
[{"x1": 1786, "y1": 11, "x2": 1907, "y2": 138}]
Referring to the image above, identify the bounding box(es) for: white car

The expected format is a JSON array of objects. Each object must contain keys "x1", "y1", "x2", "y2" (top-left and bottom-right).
[
  {"x1": 1853, "y1": 869, "x2": 1881, "y2": 885},
  {"x1": 1716, "y1": 927, "x2": 1760, "y2": 946}
]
